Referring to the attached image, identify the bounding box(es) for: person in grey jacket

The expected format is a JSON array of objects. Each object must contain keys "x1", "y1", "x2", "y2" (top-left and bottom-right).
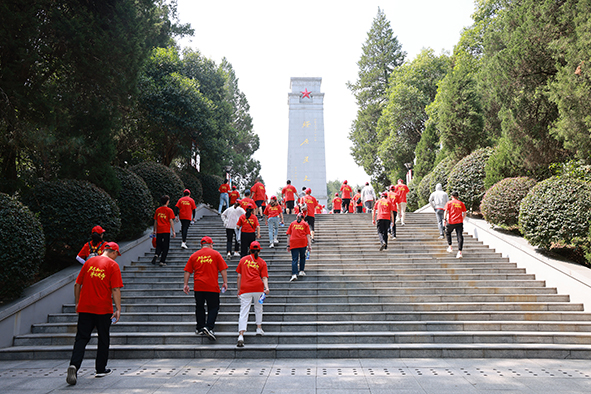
[
  {"x1": 361, "y1": 182, "x2": 376, "y2": 213},
  {"x1": 429, "y1": 183, "x2": 449, "y2": 238}
]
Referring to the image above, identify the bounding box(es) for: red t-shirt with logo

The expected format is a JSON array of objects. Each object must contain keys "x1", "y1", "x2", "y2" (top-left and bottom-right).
[
  {"x1": 229, "y1": 190, "x2": 240, "y2": 204},
  {"x1": 387, "y1": 191, "x2": 398, "y2": 211},
  {"x1": 303, "y1": 195, "x2": 317, "y2": 218},
  {"x1": 332, "y1": 197, "x2": 342, "y2": 210},
  {"x1": 282, "y1": 185, "x2": 298, "y2": 201},
  {"x1": 219, "y1": 183, "x2": 230, "y2": 193},
  {"x1": 236, "y1": 255, "x2": 268, "y2": 294},
  {"x1": 354, "y1": 193, "x2": 362, "y2": 206},
  {"x1": 394, "y1": 184, "x2": 410, "y2": 203},
  {"x1": 287, "y1": 220, "x2": 311, "y2": 249},
  {"x1": 374, "y1": 198, "x2": 395, "y2": 221},
  {"x1": 76, "y1": 255, "x2": 123, "y2": 315},
  {"x1": 154, "y1": 206, "x2": 175, "y2": 233},
  {"x1": 239, "y1": 197, "x2": 255, "y2": 211},
  {"x1": 184, "y1": 248, "x2": 228, "y2": 293},
  {"x1": 340, "y1": 184, "x2": 352, "y2": 199},
  {"x1": 237, "y1": 214, "x2": 259, "y2": 233},
  {"x1": 176, "y1": 196, "x2": 196, "y2": 220},
  {"x1": 445, "y1": 199, "x2": 467, "y2": 224},
  {"x1": 251, "y1": 182, "x2": 266, "y2": 201},
  {"x1": 264, "y1": 204, "x2": 282, "y2": 218}
]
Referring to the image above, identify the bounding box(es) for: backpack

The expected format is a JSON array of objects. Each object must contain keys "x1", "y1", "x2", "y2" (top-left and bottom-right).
[{"x1": 88, "y1": 241, "x2": 105, "y2": 259}]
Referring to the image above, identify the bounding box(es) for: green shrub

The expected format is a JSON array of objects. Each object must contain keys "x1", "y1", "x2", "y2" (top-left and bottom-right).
[
  {"x1": 417, "y1": 172, "x2": 434, "y2": 207},
  {"x1": 428, "y1": 157, "x2": 455, "y2": 196},
  {"x1": 519, "y1": 177, "x2": 591, "y2": 249},
  {"x1": 23, "y1": 179, "x2": 121, "y2": 261},
  {"x1": 0, "y1": 193, "x2": 45, "y2": 299},
  {"x1": 130, "y1": 162, "x2": 184, "y2": 211},
  {"x1": 480, "y1": 177, "x2": 537, "y2": 230},
  {"x1": 196, "y1": 172, "x2": 224, "y2": 208},
  {"x1": 113, "y1": 167, "x2": 154, "y2": 241},
  {"x1": 406, "y1": 180, "x2": 419, "y2": 212},
  {"x1": 447, "y1": 147, "x2": 494, "y2": 212},
  {"x1": 176, "y1": 169, "x2": 204, "y2": 204}
]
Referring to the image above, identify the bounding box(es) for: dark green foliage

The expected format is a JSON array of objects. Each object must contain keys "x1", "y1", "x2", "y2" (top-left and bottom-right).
[
  {"x1": 428, "y1": 157, "x2": 456, "y2": 198},
  {"x1": 176, "y1": 169, "x2": 204, "y2": 204},
  {"x1": 0, "y1": 193, "x2": 45, "y2": 299},
  {"x1": 113, "y1": 167, "x2": 154, "y2": 241},
  {"x1": 519, "y1": 177, "x2": 591, "y2": 249},
  {"x1": 447, "y1": 147, "x2": 494, "y2": 212},
  {"x1": 406, "y1": 180, "x2": 419, "y2": 212},
  {"x1": 22, "y1": 180, "x2": 120, "y2": 261},
  {"x1": 417, "y1": 173, "x2": 435, "y2": 207},
  {"x1": 196, "y1": 173, "x2": 224, "y2": 208},
  {"x1": 414, "y1": 123, "x2": 440, "y2": 178},
  {"x1": 130, "y1": 162, "x2": 184, "y2": 211},
  {"x1": 480, "y1": 177, "x2": 537, "y2": 230}
]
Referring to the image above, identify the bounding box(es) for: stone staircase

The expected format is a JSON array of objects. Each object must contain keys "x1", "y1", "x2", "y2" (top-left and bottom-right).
[{"x1": 3, "y1": 212, "x2": 591, "y2": 359}]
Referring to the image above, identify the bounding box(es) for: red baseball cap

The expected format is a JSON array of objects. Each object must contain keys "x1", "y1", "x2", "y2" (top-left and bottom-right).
[
  {"x1": 271, "y1": 195, "x2": 277, "y2": 200},
  {"x1": 184, "y1": 189, "x2": 191, "y2": 194},
  {"x1": 381, "y1": 191, "x2": 388, "y2": 197},
  {"x1": 92, "y1": 225, "x2": 105, "y2": 234},
  {"x1": 343, "y1": 180, "x2": 348, "y2": 184},
  {"x1": 334, "y1": 193, "x2": 338, "y2": 196},
  {"x1": 389, "y1": 185, "x2": 395, "y2": 190},
  {"x1": 201, "y1": 236, "x2": 214, "y2": 244},
  {"x1": 306, "y1": 188, "x2": 311, "y2": 194},
  {"x1": 104, "y1": 242, "x2": 121, "y2": 256},
  {"x1": 250, "y1": 241, "x2": 261, "y2": 250},
  {"x1": 232, "y1": 185, "x2": 237, "y2": 189},
  {"x1": 248, "y1": 203, "x2": 256, "y2": 209}
]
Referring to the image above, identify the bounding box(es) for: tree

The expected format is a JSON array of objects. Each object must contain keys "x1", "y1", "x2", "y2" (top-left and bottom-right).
[
  {"x1": 377, "y1": 48, "x2": 450, "y2": 182},
  {"x1": 347, "y1": 7, "x2": 406, "y2": 188}
]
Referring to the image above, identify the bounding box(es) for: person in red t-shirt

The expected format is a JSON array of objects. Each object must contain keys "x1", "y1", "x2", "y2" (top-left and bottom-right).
[
  {"x1": 340, "y1": 180, "x2": 353, "y2": 213},
  {"x1": 444, "y1": 191, "x2": 467, "y2": 258},
  {"x1": 236, "y1": 203, "x2": 261, "y2": 257},
  {"x1": 302, "y1": 188, "x2": 318, "y2": 241},
  {"x1": 281, "y1": 180, "x2": 298, "y2": 214},
  {"x1": 264, "y1": 196, "x2": 284, "y2": 248},
  {"x1": 250, "y1": 178, "x2": 266, "y2": 217},
  {"x1": 152, "y1": 195, "x2": 176, "y2": 267},
  {"x1": 76, "y1": 225, "x2": 107, "y2": 264},
  {"x1": 183, "y1": 236, "x2": 228, "y2": 341},
  {"x1": 387, "y1": 186, "x2": 399, "y2": 239},
  {"x1": 229, "y1": 186, "x2": 240, "y2": 205},
  {"x1": 354, "y1": 189, "x2": 363, "y2": 213},
  {"x1": 236, "y1": 241, "x2": 269, "y2": 347},
  {"x1": 394, "y1": 179, "x2": 410, "y2": 225},
  {"x1": 239, "y1": 190, "x2": 255, "y2": 211},
  {"x1": 176, "y1": 189, "x2": 197, "y2": 250},
  {"x1": 286, "y1": 213, "x2": 311, "y2": 281},
  {"x1": 67, "y1": 242, "x2": 123, "y2": 385},
  {"x1": 332, "y1": 193, "x2": 342, "y2": 213},
  {"x1": 218, "y1": 180, "x2": 230, "y2": 213},
  {"x1": 372, "y1": 192, "x2": 396, "y2": 251}
]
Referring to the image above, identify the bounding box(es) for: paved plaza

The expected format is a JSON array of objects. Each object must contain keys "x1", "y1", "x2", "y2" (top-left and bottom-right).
[{"x1": 2, "y1": 357, "x2": 591, "y2": 393}]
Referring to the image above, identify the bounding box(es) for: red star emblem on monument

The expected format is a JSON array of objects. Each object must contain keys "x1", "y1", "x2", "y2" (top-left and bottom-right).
[{"x1": 300, "y1": 88, "x2": 312, "y2": 99}]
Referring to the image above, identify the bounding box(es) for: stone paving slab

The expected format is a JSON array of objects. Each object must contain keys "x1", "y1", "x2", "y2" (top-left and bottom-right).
[{"x1": 2, "y1": 358, "x2": 591, "y2": 393}]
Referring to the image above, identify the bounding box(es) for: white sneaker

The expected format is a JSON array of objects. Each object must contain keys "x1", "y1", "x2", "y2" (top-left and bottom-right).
[
  {"x1": 456, "y1": 251, "x2": 463, "y2": 259},
  {"x1": 233, "y1": 252, "x2": 241, "y2": 257},
  {"x1": 401, "y1": 222, "x2": 405, "y2": 226},
  {"x1": 290, "y1": 275, "x2": 298, "y2": 282},
  {"x1": 447, "y1": 246, "x2": 453, "y2": 253},
  {"x1": 256, "y1": 327, "x2": 265, "y2": 336},
  {"x1": 227, "y1": 252, "x2": 231, "y2": 258},
  {"x1": 274, "y1": 239, "x2": 279, "y2": 244},
  {"x1": 299, "y1": 271, "x2": 306, "y2": 276},
  {"x1": 237, "y1": 334, "x2": 244, "y2": 347},
  {"x1": 181, "y1": 242, "x2": 188, "y2": 249},
  {"x1": 269, "y1": 243, "x2": 274, "y2": 248}
]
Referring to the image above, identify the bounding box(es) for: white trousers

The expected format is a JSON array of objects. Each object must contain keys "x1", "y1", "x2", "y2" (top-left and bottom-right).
[{"x1": 239, "y1": 292, "x2": 263, "y2": 332}]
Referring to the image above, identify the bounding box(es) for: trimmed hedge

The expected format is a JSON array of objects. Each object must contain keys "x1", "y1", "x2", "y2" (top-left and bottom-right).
[
  {"x1": 447, "y1": 147, "x2": 494, "y2": 212},
  {"x1": 113, "y1": 167, "x2": 154, "y2": 241},
  {"x1": 0, "y1": 193, "x2": 45, "y2": 299},
  {"x1": 519, "y1": 177, "x2": 591, "y2": 249},
  {"x1": 480, "y1": 177, "x2": 537, "y2": 230},
  {"x1": 196, "y1": 172, "x2": 224, "y2": 208},
  {"x1": 23, "y1": 179, "x2": 121, "y2": 260},
  {"x1": 406, "y1": 180, "x2": 419, "y2": 212},
  {"x1": 417, "y1": 173, "x2": 435, "y2": 207},
  {"x1": 130, "y1": 162, "x2": 184, "y2": 211},
  {"x1": 176, "y1": 169, "x2": 204, "y2": 204},
  {"x1": 428, "y1": 157, "x2": 455, "y2": 197}
]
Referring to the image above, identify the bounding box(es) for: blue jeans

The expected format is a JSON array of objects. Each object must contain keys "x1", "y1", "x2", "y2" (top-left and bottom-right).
[
  {"x1": 218, "y1": 193, "x2": 229, "y2": 213},
  {"x1": 435, "y1": 209, "x2": 445, "y2": 236},
  {"x1": 291, "y1": 247, "x2": 306, "y2": 275},
  {"x1": 268, "y1": 216, "x2": 280, "y2": 243}
]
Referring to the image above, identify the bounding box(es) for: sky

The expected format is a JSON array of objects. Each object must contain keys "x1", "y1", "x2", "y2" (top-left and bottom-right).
[{"x1": 176, "y1": 0, "x2": 476, "y2": 195}]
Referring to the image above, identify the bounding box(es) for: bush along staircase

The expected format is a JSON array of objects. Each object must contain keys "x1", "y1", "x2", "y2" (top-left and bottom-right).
[{"x1": 3, "y1": 212, "x2": 591, "y2": 359}]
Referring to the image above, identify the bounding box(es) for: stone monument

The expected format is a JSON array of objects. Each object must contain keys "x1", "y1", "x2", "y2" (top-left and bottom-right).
[{"x1": 286, "y1": 77, "x2": 327, "y2": 207}]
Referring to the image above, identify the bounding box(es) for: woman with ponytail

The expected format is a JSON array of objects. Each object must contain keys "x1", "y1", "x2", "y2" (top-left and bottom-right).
[
  {"x1": 76, "y1": 226, "x2": 107, "y2": 264},
  {"x1": 236, "y1": 203, "x2": 261, "y2": 257},
  {"x1": 236, "y1": 241, "x2": 269, "y2": 347}
]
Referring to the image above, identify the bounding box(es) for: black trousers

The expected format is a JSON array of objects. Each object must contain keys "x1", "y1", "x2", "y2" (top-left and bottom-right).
[
  {"x1": 194, "y1": 291, "x2": 220, "y2": 331},
  {"x1": 388, "y1": 211, "x2": 398, "y2": 237},
  {"x1": 377, "y1": 219, "x2": 391, "y2": 247},
  {"x1": 69, "y1": 312, "x2": 111, "y2": 372},
  {"x1": 241, "y1": 232, "x2": 256, "y2": 257},
  {"x1": 446, "y1": 223, "x2": 464, "y2": 250},
  {"x1": 180, "y1": 219, "x2": 191, "y2": 242},
  {"x1": 226, "y1": 228, "x2": 240, "y2": 253},
  {"x1": 156, "y1": 233, "x2": 170, "y2": 263},
  {"x1": 342, "y1": 198, "x2": 351, "y2": 212}
]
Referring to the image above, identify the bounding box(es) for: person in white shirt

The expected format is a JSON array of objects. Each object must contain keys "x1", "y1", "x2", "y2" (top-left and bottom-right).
[
  {"x1": 429, "y1": 183, "x2": 449, "y2": 239},
  {"x1": 221, "y1": 200, "x2": 245, "y2": 258},
  {"x1": 361, "y1": 182, "x2": 376, "y2": 214}
]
